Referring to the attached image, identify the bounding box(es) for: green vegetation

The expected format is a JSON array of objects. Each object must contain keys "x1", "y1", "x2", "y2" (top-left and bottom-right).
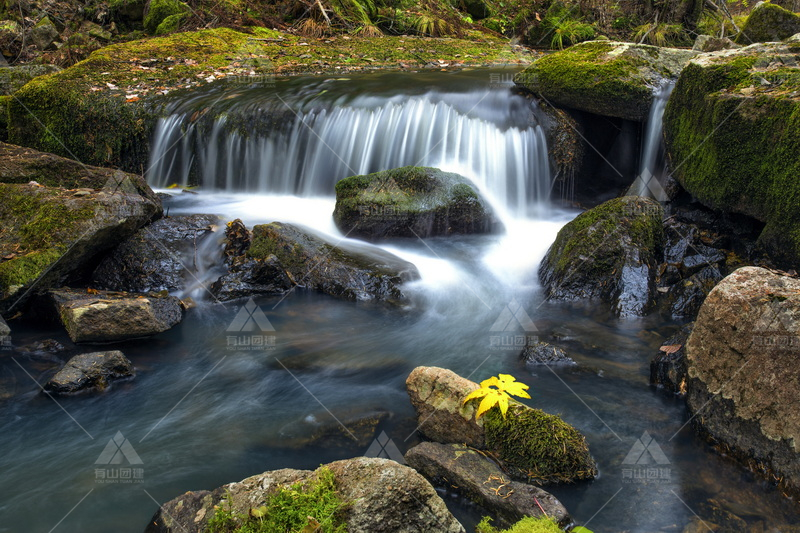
[
  {"x1": 143, "y1": 0, "x2": 191, "y2": 33},
  {"x1": 475, "y1": 516, "x2": 563, "y2": 533},
  {"x1": 632, "y1": 21, "x2": 687, "y2": 47},
  {"x1": 207, "y1": 468, "x2": 348, "y2": 533},
  {"x1": 735, "y1": 2, "x2": 800, "y2": 44}
]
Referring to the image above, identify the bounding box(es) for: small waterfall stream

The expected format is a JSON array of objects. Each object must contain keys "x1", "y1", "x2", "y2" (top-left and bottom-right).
[{"x1": 629, "y1": 80, "x2": 675, "y2": 199}]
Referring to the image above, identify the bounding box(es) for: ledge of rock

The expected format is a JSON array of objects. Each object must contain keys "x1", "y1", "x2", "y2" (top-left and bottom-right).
[{"x1": 43, "y1": 350, "x2": 134, "y2": 394}]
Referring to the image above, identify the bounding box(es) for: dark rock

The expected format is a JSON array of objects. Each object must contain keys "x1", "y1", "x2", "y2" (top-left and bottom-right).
[
  {"x1": 0, "y1": 65, "x2": 61, "y2": 96},
  {"x1": 692, "y1": 35, "x2": 740, "y2": 52},
  {"x1": 92, "y1": 214, "x2": 221, "y2": 293},
  {"x1": 110, "y1": 0, "x2": 146, "y2": 22},
  {"x1": 685, "y1": 267, "x2": 800, "y2": 496},
  {"x1": 539, "y1": 196, "x2": 664, "y2": 317},
  {"x1": 221, "y1": 218, "x2": 250, "y2": 265},
  {"x1": 211, "y1": 257, "x2": 292, "y2": 302},
  {"x1": 520, "y1": 341, "x2": 575, "y2": 365},
  {"x1": 405, "y1": 442, "x2": 570, "y2": 528},
  {"x1": 736, "y1": 2, "x2": 800, "y2": 44},
  {"x1": 461, "y1": 0, "x2": 492, "y2": 19},
  {"x1": 145, "y1": 457, "x2": 465, "y2": 533},
  {"x1": 272, "y1": 409, "x2": 390, "y2": 448},
  {"x1": 30, "y1": 16, "x2": 59, "y2": 51},
  {"x1": 660, "y1": 265, "x2": 724, "y2": 318},
  {"x1": 0, "y1": 314, "x2": 8, "y2": 336},
  {"x1": 43, "y1": 350, "x2": 133, "y2": 394},
  {"x1": 333, "y1": 166, "x2": 501, "y2": 241},
  {"x1": 18, "y1": 339, "x2": 65, "y2": 353},
  {"x1": 51, "y1": 288, "x2": 183, "y2": 343},
  {"x1": 650, "y1": 322, "x2": 693, "y2": 394},
  {"x1": 248, "y1": 222, "x2": 419, "y2": 303}
]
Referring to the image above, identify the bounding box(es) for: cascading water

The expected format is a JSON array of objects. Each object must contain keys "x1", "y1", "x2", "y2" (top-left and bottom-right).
[{"x1": 629, "y1": 80, "x2": 675, "y2": 199}]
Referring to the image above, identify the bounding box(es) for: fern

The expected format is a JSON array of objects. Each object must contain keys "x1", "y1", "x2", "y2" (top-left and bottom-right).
[{"x1": 633, "y1": 21, "x2": 686, "y2": 47}]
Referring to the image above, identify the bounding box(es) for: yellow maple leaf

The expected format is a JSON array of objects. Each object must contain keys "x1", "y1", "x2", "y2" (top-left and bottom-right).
[{"x1": 463, "y1": 374, "x2": 531, "y2": 419}]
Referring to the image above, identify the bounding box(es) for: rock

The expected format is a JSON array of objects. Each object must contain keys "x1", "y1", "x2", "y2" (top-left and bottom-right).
[
  {"x1": 43, "y1": 350, "x2": 134, "y2": 394},
  {"x1": 30, "y1": 16, "x2": 59, "y2": 51},
  {"x1": 650, "y1": 322, "x2": 693, "y2": 394},
  {"x1": 17, "y1": 339, "x2": 65, "y2": 353},
  {"x1": 520, "y1": 340, "x2": 575, "y2": 365},
  {"x1": 333, "y1": 166, "x2": 502, "y2": 241},
  {"x1": 110, "y1": 0, "x2": 146, "y2": 23},
  {"x1": 539, "y1": 196, "x2": 664, "y2": 317},
  {"x1": 406, "y1": 366, "x2": 596, "y2": 484},
  {"x1": 663, "y1": 42, "x2": 800, "y2": 266},
  {"x1": 0, "y1": 65, "x2": 61, "y2": 96},
  {"x1": 143, "y1": 0, "x2": 190, "y2": 34},
  {"x1": 685, "y1": 267, "x2": 800, "y2": 496},
  {"x1": 659, "y1": 265, "x2": 724, "y2": 319},
  {"x1": 0, "y1": 314, "x2": 8, "y2": 336},
  {"x1": 514, "y1": 41, "x2": 698, "y2": 121},
  {"x1": 247, "y1": 222, "x2": 419, "y2": 303},
  {"x1": 80, "y1": 21, "x2": 113, "y2": 41},
  {"x1": 221, "y1": 218, "x2": 250, "y2": 265},
  {"x1": 736, "y1": 2, "x2": 800, "y2": 44},
  {"x1": 0, "y1": 143, "x2": 161, "y2": 314},
  {"x1": 51, "y1": 288, "x2": 183, "y2": 343},
  {"x1": 0, "y1": 20, "x2": 22, "y2": 61},
  {"x1": 271, "y1": 409, "x2": 390, "y2": 448},
  {"x1": 789, "y1": 32, "x2": 800, "y2": 42},
  {"x1": 92, "y1": 214, "x2": 221, "y2": 293},
  {"x1": 145, "y1": 457, "x2": 465, "y2": 533},
  {"x1": 462, "y1": 0, "x2": 492, "y2": 19},
  {"x1": 211, "y1": 257, "x2": 293, "y2": 302},
  {"x1": 405, "y1": 441, "x2": 570, "y2": 528},
  {"x1": 693, "y1": 34, "x2": 741, "y2": 52}
]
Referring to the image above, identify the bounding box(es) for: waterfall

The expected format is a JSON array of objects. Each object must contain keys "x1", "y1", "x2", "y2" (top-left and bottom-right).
[
  {"x1": 628, "y1": 80, "x2": 675, "y2": 200},
  {"x1": 147, "y1": 86, "x2": 553, "y2": 217}
]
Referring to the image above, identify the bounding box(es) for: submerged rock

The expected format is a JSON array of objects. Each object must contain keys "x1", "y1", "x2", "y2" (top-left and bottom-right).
[
  {"x1": 539, "y1": 196, "x2": 664, "y2": 317},
  {"x1": 406, "y1": 366, "x2": 596, "y2": 484},
  {"x1": 650, "y1": 322, "x2": 693, "y2": 394},
  {"x1": 92, "y1": 214, "x2": 222, "y2": 293},
  {"x1": 405, "y1": 441, "x2": 570, "y2": 528},
  {"x1": 736, "y1": 2, "x2": 800, "y2": 44},
  {"x1": 247, "y1": 222, "x2": 420, "y2": 303},
  {"x1": 685, "y1": 267, "x2": 800, "y2": 496},
  {"x1": 146, "y1": 457, "x2": 465, "y2": 533},
  {"x1": 43, "y1": 350, "x2": 134, "y2": 394},
  {"x1": 333, "y1": 166, "x2": 501, "y2": 240},
  {"x1": 51, "y1": 288, "x2": 183, "y2": 343},
  {"x1": 514, "y1": 41, "x2": 698, "y2": 121},
  {"x1": 520, "y1": 341, "x2": 575, "y2": 365}
]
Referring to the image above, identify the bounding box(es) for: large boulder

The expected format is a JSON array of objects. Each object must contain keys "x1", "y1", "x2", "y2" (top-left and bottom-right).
[
  {"x1": 539, "y1": 196, "x2": 664, "y2": 317},
  {"x1": 0, "y1": 143, "x2": 161, "y2": 314},
  {"x1": 247, "y1": 222, "x2": 420, "y2": 303},
  {"x1": 405, "y1": 441, "x2": 570, "y2": 528},
  {"x1": 333, "y1": 166, "x2": 502, "y2": 240},
  {"x1": 514, "y1": 41, "x2": 698, "y2": 121},
  {"x1": 663, "y1": 42, "x2": 800, "y2": 266},
  {"x1": 406, "y1": 366, "x2": 596, "y2": 484},
  {"x1": 51, "y1": 288, "x2": 183, "y2": 343},
  {"x1": 736, "y1": 2, "x2": 800, "y2": 44},
  {"x1": 0, "y1": 65, "x2": 61, "y2": 96},
  {"x1": 685, "y1": 267, "x2": 800, "y2": 495},
  {"x1": 43, "y1": 350, "x2": 134, "y2": 394},
  {"x1": 92, "y1": 214, "x2": 222, "y2": 293},
  {"x1": 650, "y1": 322, "x2": 693, "y2": 394},
  {"x1": 145, "y1": 457, "x2": 465, "y2": 533}
]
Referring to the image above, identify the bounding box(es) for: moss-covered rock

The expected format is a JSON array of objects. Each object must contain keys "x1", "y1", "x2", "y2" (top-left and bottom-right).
[
  {"x1": 0, "y1": 65, "x2": 61, "y2": 96},
  {"x1": 514, "y1": 40, "x2": 698, "y2": 120},
  {"x1": 30, "y1": 16, "x2": 60, "y2": 51},
  {"x1": 736, "y1": 2, "x2": 800, "y2": 44},
  {"x1": 143, "y1": 0, "x2": 190, "y2": 34},
  {"x1": 334, "y1": 166, "x2": 502, "y2": 240},
  {"x1": 662, "y1": 42, "x2": 800, "y2": 267},
  {"x1": 539, "y1": 196, "x2": 664, "y2": 317}
]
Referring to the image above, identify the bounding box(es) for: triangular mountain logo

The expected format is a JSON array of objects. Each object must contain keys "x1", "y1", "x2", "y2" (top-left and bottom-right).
[
  {"x1": 628, "y1": 169, "x2": 668, "y2": 202},
  {"x1": 365, "y1": 176, "x2": 401, "y2": 196},
  {"x1": 754, "y1": 301, "x2": 797, "y2": 333},
  {"x1": 95, "y1": 431, "x2": 143, "y2": 465},
  {"x1": 364, "y1": 431, "x2": 405, "y2": 464},
  {"x1": 622, "y1": 431, "x2": 669, "y2": 465},
  {"x1": 102, "y1": 171, "x2": 141, "y2": 196},
  {"x1": 490, "y1": 298, "x2": 538, "y2": 332},
  {"x1": 227, "y1": 298, "x2": 275, "y2": 332}
]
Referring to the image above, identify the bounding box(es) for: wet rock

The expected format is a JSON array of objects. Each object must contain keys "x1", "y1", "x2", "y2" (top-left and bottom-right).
[
  {"x1": 0, "y1": 315, "x2": 8, "y2": 336},
  {"x1": 92, "y1": 214, "x2": 221, "y2": 293},
  {"x1": 274, "y1": 409, "x2": 390, "y2": 448},
  {"x1": 650, "y1": 322, "x2": 693, "y2": 394},
  {"x1": 221, "y1": 218, "x2": 250, "y2": 265},
  {"x1": 405, "y1": 441, "x2": 570, "y2": 528},
  {"x1": 43, "y1": 350, "x2": 133, "y2": 394},
  {"x1": 520, "y1": 341, "x2": 575, "y2": 365},
  {"x1": 685, "y1": 267, "x2": 800, "y2": 496},
  {"x1": 17, "y1": 339, "x2": 65, "y2": 353},
  {"x1": 211, "y1": 257, "x2": 292, "y2": 302},
  {"x1": 514, "y1": 41, "x2": 698, "y2": 121},
  {"x1": 693, "y1": 35, "x2": 740, "y2": 52},
  {"x1": 30, "y1": 16, "x2": 59, "y2": 51},
  {"x1": 406, "y1": 366, "x2": 596, "y2": 484},
  {"x1": 539, "y1": 196, "x2": 664, "y2": 317},
  {"x1": 247, "y1": 222, "x2": 419, "y2": 303},
  {"x1": 333, "y1": 166, "x2": 501, "y2": 241},
  {"x1": 145, "y1": 457, "x2": 465, "y2": 533},
  {"x1": 660, "y1": 265, "x2": 724, "y2": 318},
  {"x1": 736, "y1": 2, "x2": 800, "y2": 44},
  {"x1": 51, "y1": 288, "x2": 183, "y2": 343}
]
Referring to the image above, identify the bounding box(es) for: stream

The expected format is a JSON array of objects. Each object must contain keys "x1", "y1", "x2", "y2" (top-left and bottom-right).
[{"x1": 1, "y1": 69, "x2": 799, "y2": 532}]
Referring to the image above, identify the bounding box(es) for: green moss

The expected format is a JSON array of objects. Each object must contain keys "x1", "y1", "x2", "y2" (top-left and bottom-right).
[
  {"x1": 483, "y1": 402, "x2": 596, "y2": 483},
  {"x1": 0, "y1": 248, "x2": 63, "y2": 295},
  {"x1": 475, "y1": 516, "x2": 563, "y2": 533},
  {"x1": 247, "y1": 223, "x2": 305, "y2": 273},
  {"x1": 207, "y1": 467, "x2": 347, "y2": 533},
  {"x1": 144, "y1": 0, "x2": 190, "y2": 34},
  {"x1": 155, "y1": 12, "x2": 187, "y2": 34},
  {"x1": 736, "y1": 3, "x2": 800, "y2": 44}
]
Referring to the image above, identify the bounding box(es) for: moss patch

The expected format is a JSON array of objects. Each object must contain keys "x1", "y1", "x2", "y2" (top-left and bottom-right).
[
  {"x1": 736, "y1": 3, "x2": 800, "y2": 44},
  {"x1": 144, "y1": 0, "x2": 190, "y2": 34},
  {"x1": 483, "y1": 402, "x2": 597, "y2": 483},
  {"x1": 476, "y1": 516, "x2": 563, "y2": 533}
]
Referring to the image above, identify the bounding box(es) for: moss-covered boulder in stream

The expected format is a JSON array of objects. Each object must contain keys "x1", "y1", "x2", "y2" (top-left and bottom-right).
[
  {"x1": 514, "y1": 40, "x2": 698, "y2": 121},
  {"x1": 0, "y1": 143, "x2": 161, "y2": 314},
  {"x1": 662, "y1": 42, "x2": 800, "y2": 267},
  {"x1": 539, "y1": 196, "x2": 664, "y2": 317},
  {"x1": 735, "y1": 2, "x2": 800, "y2": 44},
  {"x1": 334, "y1": 166, "x2": 502, "y2": 240}
]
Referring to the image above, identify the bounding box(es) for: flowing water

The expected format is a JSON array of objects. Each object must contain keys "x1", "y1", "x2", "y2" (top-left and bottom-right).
[{"x1": 1, "y1": 70, "x2": 799, "y2": 533}]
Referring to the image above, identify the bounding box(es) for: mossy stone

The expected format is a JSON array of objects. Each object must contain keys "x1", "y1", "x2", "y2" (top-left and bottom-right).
[
  {"x1": 143, "y1": 0, "x2": 190, "y2": 34},
  {"x1": 154, "y1": 12, "x2": 186, "y2": 34},
  {"x1": 736, "y1": 2, "x2": 800, "y2": 44}
]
